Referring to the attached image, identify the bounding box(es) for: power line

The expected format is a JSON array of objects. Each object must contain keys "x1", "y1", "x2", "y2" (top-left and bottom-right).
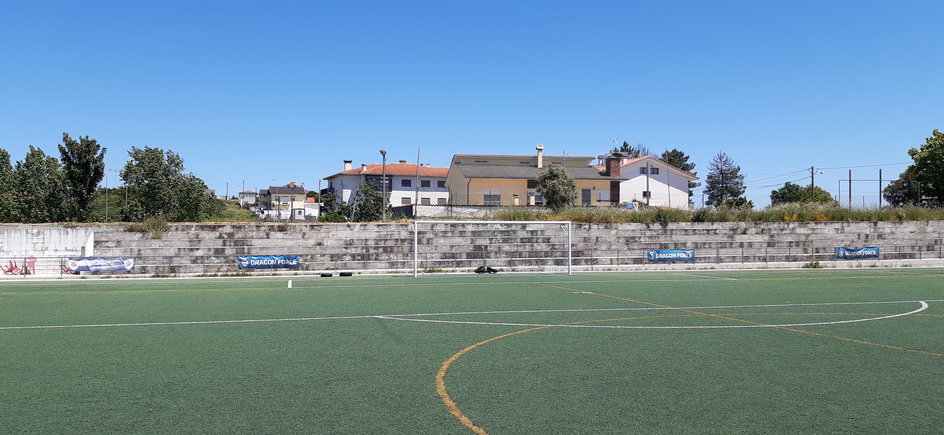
[
  {"x1": 743, "y1": 169, "x2": 809, "y2": 185},
  {"x1": 818, "y1": 162, "x2": 911, "y2": 170}
]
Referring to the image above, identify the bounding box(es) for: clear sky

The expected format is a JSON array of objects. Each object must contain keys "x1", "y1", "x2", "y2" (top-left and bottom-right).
[{"x1": 2, "y1": 0, "x2": 942, "y2": 207}]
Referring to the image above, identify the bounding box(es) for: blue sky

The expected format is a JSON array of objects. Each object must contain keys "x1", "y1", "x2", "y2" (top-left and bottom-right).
[{"x1": 2, "y1": 0, "x2": 942, "y2": 207}]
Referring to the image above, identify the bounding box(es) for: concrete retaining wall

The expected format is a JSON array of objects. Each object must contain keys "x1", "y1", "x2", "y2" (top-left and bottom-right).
[{"x1": 2, "y1": 221, "x2": 944, "y2": 277}]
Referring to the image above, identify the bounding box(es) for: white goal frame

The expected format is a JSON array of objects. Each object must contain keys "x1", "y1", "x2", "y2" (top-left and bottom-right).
[{"x1": 412, "y1": 220, "x2": 573, "y2": 277}]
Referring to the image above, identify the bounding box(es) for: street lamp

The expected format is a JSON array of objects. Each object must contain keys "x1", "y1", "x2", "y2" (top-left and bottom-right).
[
  {"x1": 379, "y1": 148, "x2": 387, "y2": 221},
  {"x1": 105, "y1": 168, "x2": 120, "y2": 222}
]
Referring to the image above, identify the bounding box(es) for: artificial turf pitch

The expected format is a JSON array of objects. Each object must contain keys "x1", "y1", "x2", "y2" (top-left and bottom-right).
[{"x1": 1, "y1": 269, "x2": 943, "y2": 433}]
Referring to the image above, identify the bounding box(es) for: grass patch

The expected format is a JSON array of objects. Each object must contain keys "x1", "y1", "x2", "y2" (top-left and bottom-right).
[
  {"x1": 124, "y1": 216, "x2": 170, "y2": 239},
  {"x1": 1, "y1": 270, "x2": 942, "y2": 433}
]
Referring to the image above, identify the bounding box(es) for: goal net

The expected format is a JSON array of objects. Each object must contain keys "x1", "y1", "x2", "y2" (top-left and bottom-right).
[{"x1": 412, "y1": 220, "x2": 573, "y2": 277}]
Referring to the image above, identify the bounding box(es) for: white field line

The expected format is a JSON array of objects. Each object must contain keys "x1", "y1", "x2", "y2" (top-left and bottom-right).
[
  {"x1": 670, "y1": 273, "x2": 738, "y2": 281},
  {"x1": 0, "y1": 300, "x2": 937, "y2": 331},
  {"x1": 378, "y1": 302, "x2": 929, "y2": 329}
]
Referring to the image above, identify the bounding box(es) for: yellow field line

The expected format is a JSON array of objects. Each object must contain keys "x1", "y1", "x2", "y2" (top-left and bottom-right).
[
  {"x1": 436, "y1": 326, "x2": 548, "y2": 435},
  {"x1": 436, "y1": 313, "x2": 703, "y2": 434}
]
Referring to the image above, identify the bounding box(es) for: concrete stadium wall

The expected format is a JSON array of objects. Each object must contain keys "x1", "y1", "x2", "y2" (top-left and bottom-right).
[{"x1": 2, "y1": 221, "x2": 944, "y2": 277}]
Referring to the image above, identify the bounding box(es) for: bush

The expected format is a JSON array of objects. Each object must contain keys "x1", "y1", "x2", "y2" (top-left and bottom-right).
[
  {"x1": 491, "y1": 207, "x2": 546, "y2": 221},
  {"x1": 125, "y1": 216, "x2": 169, "y2": 239}
]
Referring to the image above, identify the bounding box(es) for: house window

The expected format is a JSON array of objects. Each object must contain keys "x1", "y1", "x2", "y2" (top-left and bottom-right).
[
  {"x1": 401, "y1": 179, "x2": 411, "y2": 187},
  {"x1": 597, "y1": 190, "x2": 609, "y2": 202},
  {"x1": 484, "y1": 188, "x2": 501, "y2": 205},
  {"x1": 528, "y1": 189, "x2": 543, "y2": 205},
  {"x1": 421, "y1": 180, "x2": 430, "y2": 188},
  {"x1": 650, "y1": 167, "x2": 660, "y2": 175},
  {"x1": 642, "y1": 191, "x2": 651, "y2": 198},
  {"x1": 639, "y1": 167, "x2": 647, "y2": 174},
  {"x1": 421, "y1": 197, "x2": 431, "y2": 205},
  {"x1": 437, "y1": 180, "x2": 445, "y2": 188},
  {"x1": 401, "y1": 197, "x2": 411, "y2": 205},
  {"x1": 437, "y1": 198, "x2": 447, "y2": 205}
]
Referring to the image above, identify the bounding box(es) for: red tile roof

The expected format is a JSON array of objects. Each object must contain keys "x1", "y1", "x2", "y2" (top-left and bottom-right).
[
  {"x1": 326, "y1": 163, "x2": 448, "y2": 178},
  {"x1": 593, "y1": 155, "x2": 698, "y2": 179}
]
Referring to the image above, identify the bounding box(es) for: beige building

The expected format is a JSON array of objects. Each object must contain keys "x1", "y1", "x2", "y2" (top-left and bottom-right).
[{"x1": 445, "y1": 145, "x2": 626, "y2": 206}]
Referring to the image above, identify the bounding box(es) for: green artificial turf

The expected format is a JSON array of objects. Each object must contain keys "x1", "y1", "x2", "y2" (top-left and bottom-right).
[{"x1": 1, "y1": 269, "x2": 942, "y2": 433}]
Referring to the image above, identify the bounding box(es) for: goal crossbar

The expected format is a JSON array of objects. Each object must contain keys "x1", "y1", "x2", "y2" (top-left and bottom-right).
[{"x1": 412, "y1": 220, "x2": 573, "y2": 277}]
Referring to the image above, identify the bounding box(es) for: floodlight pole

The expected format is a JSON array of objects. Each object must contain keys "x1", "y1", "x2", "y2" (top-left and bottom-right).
[{"x1": 380, "y1": 148, "x2": 387, "y2": 221}]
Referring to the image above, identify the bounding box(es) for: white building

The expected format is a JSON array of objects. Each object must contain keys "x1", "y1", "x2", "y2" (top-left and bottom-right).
[
  {"x1": 322, "y1": 159, "x2": 450, "y2": 206},
  {"x1": 597, "y1": 155, "x2": 698, "y2": 209}
]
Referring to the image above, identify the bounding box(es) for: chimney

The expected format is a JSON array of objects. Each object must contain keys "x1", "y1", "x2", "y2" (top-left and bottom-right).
[
  {"x1": 536, "y1": 144, "x2": 544, "y2": 169},
  {"x1": 605, "y1": 153, "x2": 622, "y2": 178},
  {"x1": 343, "y1": 160, "x2": 353, "y2": 171}
]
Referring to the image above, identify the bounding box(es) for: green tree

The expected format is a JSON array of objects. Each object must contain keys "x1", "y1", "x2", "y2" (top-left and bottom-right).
[
  {"x1": 720, "y1": 197, "x2": 754, "y2": 209},
  {"x1": 612, "y1": 141, "x2": 651, "y2": 158},
  {"x1": 660, "y1": 148, "x2": 700, "y2": 198},
  {"x1": 536, "y1": 164, "x2": 577, "y2": 212},
  {"x1": 351, "y1": 182, "x2": 385, "y2": 222},
  {"x1": 883, "y1": 167, "x2": 921, "y2": 207},
  {"x1": 120, "y1": 146, "x2": 217, "y2": 221},
  {"x1": 770, "y1": 182, "x2": 836, "y2": 206},
  {"x1": 906, "y1": 129, "x2": 944, "y2": 206},
  {"x1": 704, "y1": 152, "x2": 747, "y2": 207},
  {"x1": 318, "y1": 190, "x2": 351, "y2": 222},
  {"x1": 0, "y1": 149, "x2": 16, "y2": 222},
  {"x1": 14, "y1": 146, "x2": 67, "y2": 222},
  {"x1": 58, "y1": 133, "x2": 106, "y2": 221}
]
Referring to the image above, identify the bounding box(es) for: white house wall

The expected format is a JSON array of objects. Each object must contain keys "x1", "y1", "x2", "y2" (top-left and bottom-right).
[
  {"x1": 333, "y1": 174, "x2": 448, "y2": 205},
  {"x1": 619, "y1": 167, "x2": 692, "y2": 209}
]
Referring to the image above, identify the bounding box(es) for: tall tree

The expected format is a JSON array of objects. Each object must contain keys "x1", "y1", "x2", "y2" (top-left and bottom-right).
[
  {"x1": 536, "y1": 164, "x2": 577, "y2": 212},
  {"x1": 0, "y1": 149, "x2": 16, "y2": 222},
  {"x1": 14, "y1": 146, "x2": 67, "y2": 222},
  {"x1": 883, "y1": 167, "x2": 921, "y2": 207},
  {"x1": 58, "y1": 133, "x2": 106, "y2": 221},
  {"x1": 704, "y1": 152, "x2": 747, "y2": 207},
  {"x1": 351, "y1": 182, "x2": 385, "y2": 222},
  {"x1": 611, "y1": 141, "x2": 652, "y2": 158},
  {"x1": 120, "y1": 146, "x2": 217, "y2": 222},
  {"x1": 770, "y1": 182, "x2": 836, "y2": 206},
  {"x1": 660, "y1": 148, "x2": 700, "y2": 198},
  {"x1": 906, "y1": 129, "x2": 944, "y2": 206}
]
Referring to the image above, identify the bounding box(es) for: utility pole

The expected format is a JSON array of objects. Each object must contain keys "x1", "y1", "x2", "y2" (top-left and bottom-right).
[
  {"x1": 848, "y1": 170, "x2": 852, "y2": 209},
  {"x1": 809, "y1": 166, "x2": 815, "y2": 195},
  {"x1": 645, "y1": 161, "x2": 651, "y2": 206},
  {"x1": 104, "y1": 171, "x2": 108, "y2": 223},
  {"x1": 878, "y1": 169, "x2": 883, "y2": 208}
]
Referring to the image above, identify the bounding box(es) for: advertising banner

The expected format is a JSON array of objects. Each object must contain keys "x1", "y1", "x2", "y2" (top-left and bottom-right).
[
  {"x1": 237, "y1": 255, "x2": 301, "y2": 269},
  {"x1": 65, "y1": 257, "x2": 135, "y2": 273},
  {"x1": 835, "y1": 247, "x2": 879, "y2": 260},
  {"x1": 646, "y1": 249, "x2": 695, "y2": 263}
]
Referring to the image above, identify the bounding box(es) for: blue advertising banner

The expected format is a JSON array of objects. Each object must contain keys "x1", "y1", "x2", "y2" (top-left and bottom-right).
[
  {"x1": 65, "y1": 257, "x2": 135, "y2": 273},
  {"x1": 647, "y1": 249, "x2": 695, "y2": 262},
  {"x1": 835, "y1": 247, "x2": 879, "y2": 260},
  {"x1": 237, "y1": 255, "x2": 301, "y2": 269}
]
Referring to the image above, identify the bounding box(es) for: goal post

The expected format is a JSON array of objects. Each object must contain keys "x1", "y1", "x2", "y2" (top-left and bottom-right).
[{"x1": 412, "y1": 220, "x2": 572, "y2": 277}]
